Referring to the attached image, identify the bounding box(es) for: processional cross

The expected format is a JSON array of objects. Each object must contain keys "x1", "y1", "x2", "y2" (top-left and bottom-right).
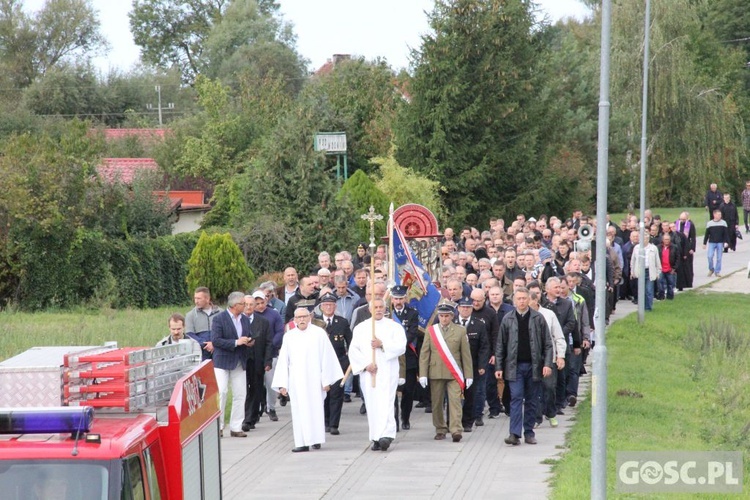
[{"x1": 361, "y1": 205, "x2": 383, "y2": 387}]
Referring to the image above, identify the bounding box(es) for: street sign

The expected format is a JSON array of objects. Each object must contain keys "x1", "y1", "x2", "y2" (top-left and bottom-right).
[{"x1": 314, "y1": 132, "x2": 347, "y2": 153}]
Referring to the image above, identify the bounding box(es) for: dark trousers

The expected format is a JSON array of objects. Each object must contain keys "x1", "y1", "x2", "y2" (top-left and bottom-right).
[
  {"x1": 399, "y1": 368, "x2": 417, "y2": 423},
  {"x1": 472, "y1": 370, "x2": 487, "y2": 419},
  {"x1": 461, "y1": 367, "x2": 482, "y2": 427},
  {"x1": 555, "y1": 347, "x2": 571, "y2": 411},
  {"x1": 485, "y1": 361, "x2": 502, "y2": 415},
  {"x1": 537, "y1": 364, "x2": 557, "y2": 421},
  {"x1": 244, "y1": 367, "x2": 265, "y2": 425},
  {"x1": 744, "y1": 209, "x2": 750, "y2": 232},
  {"x1": 324, "y1": 378, "x2": 344, "y2": 429},
  {"x1": 508, "y1": 363, "x2": 541, "y2": 438},
  {"x1": 566, "y1": 350, "x2": 583, "y2": 397}
]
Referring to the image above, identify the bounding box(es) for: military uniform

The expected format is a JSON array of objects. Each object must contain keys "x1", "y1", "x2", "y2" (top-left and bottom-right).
[
  {"x1": 393, "y1": 304, "x2": 420, "y2": 427},
  {"x1": 419, "y1": 302, "x2": 473, "y2": 439},
  {"x1": 313, "y1": 312, "x2": 351, "y2": 433},
  {"x1": 455, "y1": 314, "x2": 489, "y2": 430}
]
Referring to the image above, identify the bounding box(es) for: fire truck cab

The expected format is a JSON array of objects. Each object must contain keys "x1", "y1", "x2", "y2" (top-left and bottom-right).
[{"x1": 0, "y1": 343, "x2": 222, "y2": 499}]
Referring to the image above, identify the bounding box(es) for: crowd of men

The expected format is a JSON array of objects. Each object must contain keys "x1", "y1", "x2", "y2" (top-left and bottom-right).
[{"x1": 158, "y1": 197, "x2": 737, "y2": 450}]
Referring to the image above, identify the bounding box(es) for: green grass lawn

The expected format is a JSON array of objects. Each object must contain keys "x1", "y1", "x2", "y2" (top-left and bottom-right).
[
  {"x1": 607, "y1": 206, "x2": 709, "y2": 237},
  {"x1": 550, "y1": 292, "x2": 750, "y2": 499},
  {"x1": 0, "y1": 305, "x2": 190, "y2": 361}
]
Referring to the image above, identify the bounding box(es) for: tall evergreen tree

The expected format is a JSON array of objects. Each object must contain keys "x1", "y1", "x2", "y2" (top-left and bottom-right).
[{"x1": 396, "y1": 0, "x2": 546, "y2": 226}]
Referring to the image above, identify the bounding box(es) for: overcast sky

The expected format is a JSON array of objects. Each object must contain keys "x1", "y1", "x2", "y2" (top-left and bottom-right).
[{"x1": 24, "y1": 0, "x2": 591, "y2": 74}]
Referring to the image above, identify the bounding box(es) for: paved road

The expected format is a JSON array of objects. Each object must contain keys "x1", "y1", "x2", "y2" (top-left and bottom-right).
[{"x1": 220, "y1": 235, "x2": 748, "y2": 499}]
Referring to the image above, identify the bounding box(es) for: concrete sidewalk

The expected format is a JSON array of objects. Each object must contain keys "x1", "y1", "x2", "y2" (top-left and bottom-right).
[{"x1": 220, "y1": 237, "x2": 749, "y2": 499}]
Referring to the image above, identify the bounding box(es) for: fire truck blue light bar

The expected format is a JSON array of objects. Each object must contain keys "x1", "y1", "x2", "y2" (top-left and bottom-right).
[{"x1": 0, "y1": 407, "x2": 95, "y2": 434}]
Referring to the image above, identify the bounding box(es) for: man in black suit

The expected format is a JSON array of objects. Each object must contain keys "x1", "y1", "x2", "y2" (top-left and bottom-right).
[
  {"x1": 391, "y1": 285, "x2": 420, "y2": 430},
  {"x1": 314, "y1": 293, "x2": 352, "y2": 435},
  {"x1": 456, "y1": 297, "x2": 490, "y2": 433},
  {"x1": 211, "y1": 291, "x2": 254, "y2": 437},
  {"x1": 242, "y1": 294, "x2": 273, "y2": 432}
]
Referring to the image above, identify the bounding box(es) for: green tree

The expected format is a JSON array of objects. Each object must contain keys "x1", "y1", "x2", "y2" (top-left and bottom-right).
[
  {"x1": 396, "y1": 0, "x2": 546, "y2": 226},
  {"x1": 603, "y1": 0, "x2": 746, "y2": 205},
  {"x1": 186, "y1": 232, "x2": 255, "y2": 300},
  {"x1": 307, "y1": 57, "x2": 401, "y2": 174},
  {"x1": 0, "y1": 0, "x2": 106, "y2": 88},
  {"x1": 130, "y1": 0, "x2": 227, "y2": 83},
  {"x1": 370, "y1": 151, "x2": 447, "y2": 221},
  {"x1": 337, "y1": 169, "x2": 389, "y2": 244},
  {"x1": 201, "y1": 0, "x2": 306, "y2": 94}
]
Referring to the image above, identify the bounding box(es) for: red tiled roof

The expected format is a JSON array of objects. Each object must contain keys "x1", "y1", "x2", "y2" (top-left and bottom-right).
[
  {"x1": 97, "y1": 158, "x2": 159, "y2": 184},
  {"x1": 100, "y1": 129, "x2": 167, "y2": 141}
]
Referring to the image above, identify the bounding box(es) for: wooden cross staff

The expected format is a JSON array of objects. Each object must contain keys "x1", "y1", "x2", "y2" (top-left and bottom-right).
[{"x1": 361, "y1": 205, "x2": 383, "y2": 388}]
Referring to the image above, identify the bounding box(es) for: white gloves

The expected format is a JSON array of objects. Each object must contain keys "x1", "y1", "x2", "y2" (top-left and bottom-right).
[
  {"x1": 419, "y1": 377, "x2": 428, "y2": 388},
  {"x1": 398, "y1": 378, "x2": 406, "y2": 386},
  {"x1": 466, "y1": 378, "x2": 473, "y2": 389}
]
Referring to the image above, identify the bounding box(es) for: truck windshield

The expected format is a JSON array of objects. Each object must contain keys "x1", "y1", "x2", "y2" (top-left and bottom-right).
[{"x1": 0, "y1": 460, "x2": 110, "y2": 500}]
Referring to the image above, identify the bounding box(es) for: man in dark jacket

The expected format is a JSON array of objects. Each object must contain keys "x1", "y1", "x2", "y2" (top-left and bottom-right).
[
  {"x1": 242, "y1": 294, "x2": 273, "y2": 432},
  {"x1": 456, "y1": 297, "x2": 490, "y2": 433},
  {"x1": 285, "y1": 276, "x2": 319, "y2": 324},
  {"x1": 314, "y1": 293, "x2": 352, "y2": 435},
  {"x1": 211, "y1": 291, "x2": 254, "y2": 437},
  {"x1": 391, "y1": 286, "x2": 420, "y2": 430},
  {"x1": 720, "y1": 193, "x2": 740, "y2": 252},
  {"x1": 495, "y1": 287, "x2": 553, "y2": 445},
  {"x1": 705, "y1": 183, "x2": 723, "y2": 216},
  {"x1": 540, "y1": 277, "x2": 577, "y2": 415}
]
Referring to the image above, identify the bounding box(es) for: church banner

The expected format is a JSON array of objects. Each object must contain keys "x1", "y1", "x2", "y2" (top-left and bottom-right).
[{"x1": 391, "y1": 223, "x2": 440, "y2": 331}]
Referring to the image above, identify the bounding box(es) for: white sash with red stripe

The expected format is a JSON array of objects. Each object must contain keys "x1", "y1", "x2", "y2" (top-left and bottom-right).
[{"x1": 428, "y1": 324, "x2": 465, "y2": 390}]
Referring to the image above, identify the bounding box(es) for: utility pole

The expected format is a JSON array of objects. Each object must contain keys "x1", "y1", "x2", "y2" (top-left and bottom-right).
[
  {"x1": 591, "y1": 0, "x2": 612, "y2": 498},
  {"x1": 637, "y1": 0, "x2": 652, "y2": 324},
  {"x1": 147, "y1": 86, "x2": 174, "y2": 127}
]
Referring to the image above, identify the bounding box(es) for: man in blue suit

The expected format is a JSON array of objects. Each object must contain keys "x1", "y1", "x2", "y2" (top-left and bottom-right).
[{"x1": 211, "y1": 291, "x2": 254, "y2": 437}]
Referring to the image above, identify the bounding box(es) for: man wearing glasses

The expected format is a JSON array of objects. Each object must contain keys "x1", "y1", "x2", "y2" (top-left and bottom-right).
[{"x1": 272, "y1": 307, "x2": 343, "y2": 452}]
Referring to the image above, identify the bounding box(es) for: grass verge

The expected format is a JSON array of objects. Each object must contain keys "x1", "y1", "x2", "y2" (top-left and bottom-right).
[
  {"x1": 0, "y1": 305, "x2": 189, "y2": 361},
  {"x1": 550, "y1": 292, "x2": 750, "y2": 499}
]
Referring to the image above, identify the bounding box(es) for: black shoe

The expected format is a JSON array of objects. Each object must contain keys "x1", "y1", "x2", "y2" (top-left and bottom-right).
[
  {"x1": 524, "y1": 435, "x2": 537, "y2": 445},
  {"x1": 567, "y1": 395, "x2": 577, "y2": 407},
  {"x1": 415, "y1": 401, "x2": 426, "y2": 408},
  {"x1": 452, "y1": 433, "x2": 462, "y2": 442},
  {"x1": 371, "y1": 440, "x2": 381, "y2": 451},
  {"x1": 425, "y1": 407, "x2": 432, "y2": 413},
  {"x1": 279, "y1": 394, "x2": 288, "y2": 407},
  {"x1": 378, "y1": 437, "x2": 392, "y2": 451},
  {"x1": 312, "y1": 444, "x2": 321, "y2": 450},
  {"x1": 359, "y1": 403, "x2": 367, "y2": 415},
  {"x1": 325, "y1": 426, "x2": 331, "y2": 433},
  {"x1": 241, "y1": 422, "x2": 255, "y2": 432},
  {"x1": 488, "y1": 412, "x2": 501, "y2": 419},
  {"x1": 330, "y1": 428, "x2": 340, "y2": 435},
  {"x1": 463, "y1": 426, "x2": 473, "y2": 433},
  {"x1": 268, "y1": 409, "x2": 278, "y2": 421},
  {"x1": 292, "y1": 446, "x2": 309, "y2": 453},
  {"x1": 504, "y1": 434, "x2": 520, "y2": 446},
  {"x1": 401, "y1": 422, "x2": 410, "y2": 430},
  {"x1": 475, "y1": 417, "x2": 484, "y2": 427},
  {"x1": 344, "y1": 394, "x2": 352, "y2": 403},
  {"x1": 556, "y1": 409, "x2": 565, "y2": 415}
]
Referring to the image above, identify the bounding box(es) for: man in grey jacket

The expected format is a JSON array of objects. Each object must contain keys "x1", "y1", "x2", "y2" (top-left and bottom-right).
[{"x1": 495, "y1": 287, "x2": 553, "y2": 445}]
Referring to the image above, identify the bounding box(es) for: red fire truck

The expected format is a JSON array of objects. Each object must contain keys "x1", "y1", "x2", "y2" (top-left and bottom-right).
[{"x1": 0, "y1": 343, "x2": 222, "y2": 499}]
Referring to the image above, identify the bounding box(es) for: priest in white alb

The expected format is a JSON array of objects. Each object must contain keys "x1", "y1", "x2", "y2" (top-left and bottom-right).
[
  {"x1": 271, "y1": 307, "x2": 343, "y2": 452},
  {"x1": 349, "y1": 298, "x2": 407, "y2": 451}
]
